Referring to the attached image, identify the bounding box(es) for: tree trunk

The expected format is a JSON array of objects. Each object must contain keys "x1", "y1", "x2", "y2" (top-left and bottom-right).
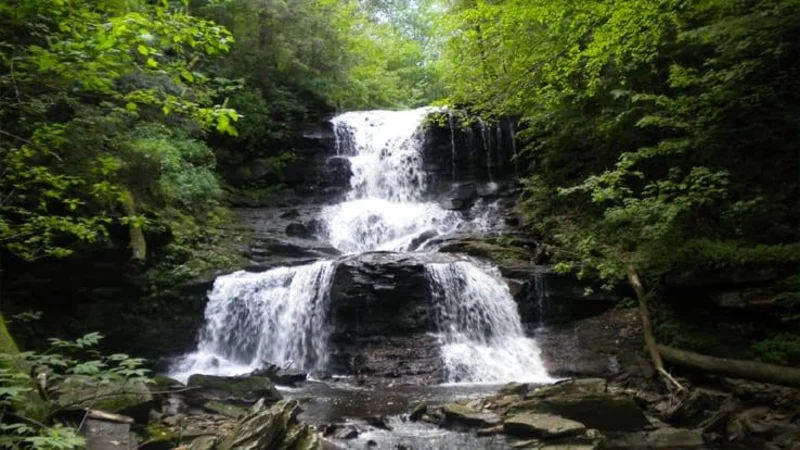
[
  {"x1": 659, "y1": 344, "x2": 800, "y2": 389},
  {"x1": 120, "y1": 190, "x2": 146, "y2": 262},
  {"x1": 627, "y1": 267, "x2": 684, "y2": 391}
]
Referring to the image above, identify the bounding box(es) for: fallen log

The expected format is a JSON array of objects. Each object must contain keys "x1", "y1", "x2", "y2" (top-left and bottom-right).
[{"x1": 658, "y1": 344, "x2": 800, "y2": 389}]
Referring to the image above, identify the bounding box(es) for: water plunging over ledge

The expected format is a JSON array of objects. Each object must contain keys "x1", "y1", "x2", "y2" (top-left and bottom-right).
[{"x1": 171, "y1": 107, "x2": 552, "y2": 386}]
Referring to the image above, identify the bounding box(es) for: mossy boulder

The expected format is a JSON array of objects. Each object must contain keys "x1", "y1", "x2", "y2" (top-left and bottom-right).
[
  {"x1": 186, "y1": 374, "x2": 281, "y2": 404},
  {"x1": 54, "y1": 375, "x2": 153, "y2": 419}
]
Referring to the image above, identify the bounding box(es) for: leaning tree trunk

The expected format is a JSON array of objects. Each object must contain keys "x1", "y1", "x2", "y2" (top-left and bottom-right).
[
  {"x1": 658, "y1": 345, "x2": 800, "y2": 389},
  {"x1": 627, "y1": 267, "x2": 685, "y2": 391}
]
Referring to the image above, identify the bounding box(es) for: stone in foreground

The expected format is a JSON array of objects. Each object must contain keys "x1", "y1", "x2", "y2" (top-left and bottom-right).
[
  {"x1": 442, "y1": 403, "x2": 502, "y2": 428},
  {"x1": 216, "y1": 399, "x2": 319, "y2": 450},
  {"x1": 504, "y1": 412, "x2": 587, "y2": 438},
  {"x1": 186, "y1": 374, "x2": 281, "y2": 404}
]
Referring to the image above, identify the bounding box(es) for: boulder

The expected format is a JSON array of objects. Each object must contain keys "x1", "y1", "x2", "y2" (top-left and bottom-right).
[
  {"x1": 605, "y1": 427, "x2": 705, "y2": 449},
  {"x1": 251, "y1": 364, "x2": 307, "y2": 386},
  {"x1": 186, "y1": 374, "x2": 281, "y2": 404},
  {"x1": 527, "y1": 379, "x2": 607, "y2": 399},
  {"x1": 503, "y1": 412, "x2": 586, "y2": 438},
  {"x1": 442, "y1": 403, "x2": 501, "y2": 428},
  {"x1": 215, "y1": 399, "x2": 320, "y2": 450},
  {"x1": 509, "y1": 395, "x2": 649, "y2": 432},
  {"x1": 409, "y1": 402, "x2": 427, "y2": 421},
  {"x1": 55, "y1": 375, "x2": 152, "y2": 421}
]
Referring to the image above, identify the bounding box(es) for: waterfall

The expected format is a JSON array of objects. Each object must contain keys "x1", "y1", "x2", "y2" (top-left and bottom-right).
[
  {"x1": 322, "y1": 108, "x2": 457, "y2": 253},
  {"x1": 426, "y1": 261, "x2": 552, "y2": 384},
  {"x1": 175, "y1": 107, "x2": 552, "y2": 386},
  {"x1": 532, "y1": 268, "x2": 548, "y2": 330},
  {"x1": 448, "y1": 111, "x2": 457, "y2": 182},
  {"x1": 171, "y1": 261, "x2": 335, "y2": 382},
  {"x1": 477, "y1": 118, "x2": 493, "y2": 183}
]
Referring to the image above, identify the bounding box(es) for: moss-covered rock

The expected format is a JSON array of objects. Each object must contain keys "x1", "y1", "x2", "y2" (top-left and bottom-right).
[
  {"x1": 54, "y1": 375, "x2": 153, "y2": 417},
  {"x1": 187, "y1": 374, "x2": 281, "y2": 404}
]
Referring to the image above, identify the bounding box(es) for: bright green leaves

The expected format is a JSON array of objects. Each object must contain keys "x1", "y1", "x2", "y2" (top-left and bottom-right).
[
  {"x1": 214, "y1": 108, "x2": 239, "y2": 136},
  {"x1": 0, "y1": 329, "x2": 151, "y2": 450},
  {"x1": 442, "y1": 0, "x2": 800, "y2": 290}
]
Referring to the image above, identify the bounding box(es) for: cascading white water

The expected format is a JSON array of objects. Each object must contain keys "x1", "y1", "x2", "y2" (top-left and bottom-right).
[
  {"x1": 322, "y1": 108, "x2": 458, "y2": 253},
  {"x1": 171, "y1": 261, "x2": 335, "y2": 382},
  {"x1": 426, "y1": 261, "x2": 552, "y2": 384},
  {"x1": 175, "y1": 107, "x2": 552, "y2": 386}
]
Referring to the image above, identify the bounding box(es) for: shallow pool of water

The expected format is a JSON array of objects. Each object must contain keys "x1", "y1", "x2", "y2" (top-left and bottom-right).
[{"x1": 280, "y1": 380, "x2": 522, "y2": 449}]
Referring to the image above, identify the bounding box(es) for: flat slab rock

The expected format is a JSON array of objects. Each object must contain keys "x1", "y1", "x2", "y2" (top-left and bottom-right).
[
  {"x1": 442, "y1": 403, "x2": 501, "y2": 428},
  {"x1": 504, "y1": 412, "x2": 587, "y2": 438}
]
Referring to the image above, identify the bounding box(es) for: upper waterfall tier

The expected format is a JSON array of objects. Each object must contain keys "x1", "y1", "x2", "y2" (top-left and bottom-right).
[
  {"x1": 322, "y1": 108, "x2": 458, "y2": 253},
  {"x1": 333, "y1": 108, "x2": 436, "y2": 202}
]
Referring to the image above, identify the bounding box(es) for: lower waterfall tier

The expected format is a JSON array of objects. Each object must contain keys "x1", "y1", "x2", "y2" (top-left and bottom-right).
[{"x1": 171, "y1": 252, "x2": 554, "y2": 385}]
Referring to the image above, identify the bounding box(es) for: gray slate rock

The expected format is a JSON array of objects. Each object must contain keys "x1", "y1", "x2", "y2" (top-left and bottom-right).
[
  {"x1": 503, "y1": 412, "x2": 587, "y2": 438},
  {"x1": 186, "y1": 374, "x2": 281, "y2": 404}
]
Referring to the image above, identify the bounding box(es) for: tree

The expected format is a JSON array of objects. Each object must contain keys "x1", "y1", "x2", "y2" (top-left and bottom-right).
[{"x1": 0, "y1": 0, "x2": 238, "y2": 262}]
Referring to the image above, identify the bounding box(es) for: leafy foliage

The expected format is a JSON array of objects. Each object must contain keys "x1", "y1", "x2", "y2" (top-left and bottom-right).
[
  {"x1": 439, "y1": 0, "x2": 799, "y2": 283},
  {"x1": 0, "y1": 0, "x2": 239, "y2": 261},
  {"x1": 0, "y1": 331, "x2": 151, "y2": 450},
  {"x1": 437, "y1": 0, "x2": 800, "y2": 361}
]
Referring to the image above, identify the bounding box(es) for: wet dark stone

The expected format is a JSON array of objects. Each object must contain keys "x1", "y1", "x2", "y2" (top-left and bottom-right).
[{"x1": 285, "y1": 222, "x2": 311, "y2": 238}]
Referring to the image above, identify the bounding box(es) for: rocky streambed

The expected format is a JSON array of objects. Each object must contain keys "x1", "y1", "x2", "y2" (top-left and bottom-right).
[{"x1": 71, "y1": 363, "x2": 800, "y2": 450}]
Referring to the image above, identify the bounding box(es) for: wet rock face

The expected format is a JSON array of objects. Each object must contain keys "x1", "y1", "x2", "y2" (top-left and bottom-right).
[
  {"x1": 326, "y1": 252, "x2": 460, "y2": 381},
  {"x1": 330, "y1": 252, "x2": 459, "y2": 336},
  {"x1": 536, "y1": 309, "x2": 647, "y2": 379},
  {"x1": 423, "y1": 115, "x2": 522, "y2": 197}
]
